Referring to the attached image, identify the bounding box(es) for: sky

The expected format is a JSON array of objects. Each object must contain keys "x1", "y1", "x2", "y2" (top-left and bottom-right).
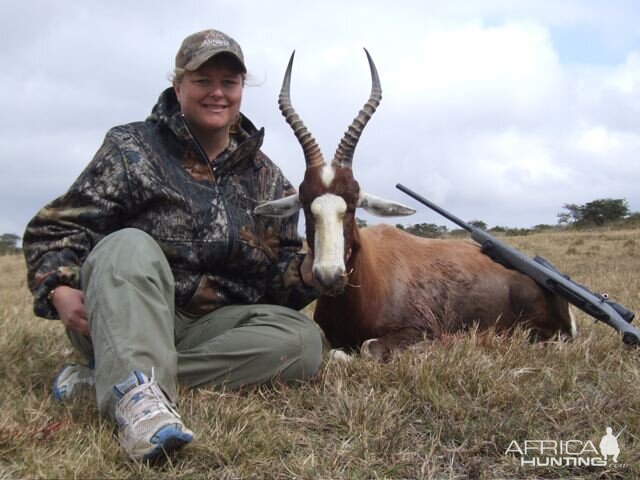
[{"x1": 2, "y1": 0, "x2": 639, "y2": 237}]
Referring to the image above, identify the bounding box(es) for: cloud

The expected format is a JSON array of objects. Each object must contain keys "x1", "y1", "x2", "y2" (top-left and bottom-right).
[
  {"x1": 343, "y1": 18, "x2": 640, "y2": 229},
  {"x1": 1, "y1": 1, "x2": 639, "y2": 236}
]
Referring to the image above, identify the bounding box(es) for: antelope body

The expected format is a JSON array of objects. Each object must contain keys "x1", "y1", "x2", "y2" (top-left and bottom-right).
[{"x1": 256, "y1": 51, "x2": 575, "y2": 360}]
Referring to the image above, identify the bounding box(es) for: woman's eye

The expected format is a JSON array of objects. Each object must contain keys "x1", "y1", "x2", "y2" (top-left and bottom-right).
[{"x1": 194, "y1": 79, "x2": 209, "y2": 86}]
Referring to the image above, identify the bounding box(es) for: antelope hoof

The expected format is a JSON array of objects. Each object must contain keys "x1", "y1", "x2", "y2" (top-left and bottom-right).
[{"x1": 328, "y1": 349, "x2": 354, "y2": 365}]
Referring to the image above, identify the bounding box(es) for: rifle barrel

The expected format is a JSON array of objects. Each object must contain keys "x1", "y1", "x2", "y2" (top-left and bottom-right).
[
  {"x1": 396, "y1": 184, "x2": 472, "y2": 233},
  {"x1": 395, "y1": 182, "x2": 640, "y2": 346}
]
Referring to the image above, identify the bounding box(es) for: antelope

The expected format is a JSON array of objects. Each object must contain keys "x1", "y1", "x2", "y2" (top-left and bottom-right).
[{"x1": 256, "y1": 50, "x2": 576, "y2": 360}]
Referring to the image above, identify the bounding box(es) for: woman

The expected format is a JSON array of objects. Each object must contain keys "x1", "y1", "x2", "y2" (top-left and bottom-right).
[{"x1": 23, "y1": 29, "x2": 322, "y2": 462}]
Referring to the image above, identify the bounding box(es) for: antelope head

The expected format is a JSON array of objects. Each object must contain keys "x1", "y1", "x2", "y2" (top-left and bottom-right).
[{"x1": 255, "y1": 50, "x2": 415, "y2": 293}]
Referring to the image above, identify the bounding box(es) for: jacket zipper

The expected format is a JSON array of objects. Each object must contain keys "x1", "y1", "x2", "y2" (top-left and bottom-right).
[{"x1": 179, "y1": 115, "x2": 236, "y2": 258}]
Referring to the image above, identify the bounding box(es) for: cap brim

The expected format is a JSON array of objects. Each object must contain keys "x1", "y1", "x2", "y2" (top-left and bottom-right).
[{"x1": 184, "y1": 50, "x2": 247, "y2": 73}]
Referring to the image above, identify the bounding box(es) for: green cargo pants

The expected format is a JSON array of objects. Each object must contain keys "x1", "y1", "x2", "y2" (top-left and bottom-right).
[{"x1": 67, "y1": 228, "x2": 323, "y2": 415}]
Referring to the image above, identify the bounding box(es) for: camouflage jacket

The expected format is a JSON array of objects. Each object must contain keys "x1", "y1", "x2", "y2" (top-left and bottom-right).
[{"x1": 24, "y1": 87, "x2": 317, "y2": 319}]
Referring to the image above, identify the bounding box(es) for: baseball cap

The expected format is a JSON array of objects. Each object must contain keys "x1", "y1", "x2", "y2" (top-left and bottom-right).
[{"x1": 175, "y1": 29, "x2": 246, "y2": 73}]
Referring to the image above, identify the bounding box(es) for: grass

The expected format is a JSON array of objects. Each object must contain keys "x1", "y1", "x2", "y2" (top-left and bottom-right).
[{"x1": 1, "y1": 228, "x2": 640, "y2": 479}]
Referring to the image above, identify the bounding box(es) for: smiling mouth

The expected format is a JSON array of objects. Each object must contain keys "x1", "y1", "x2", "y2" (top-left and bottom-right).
[{"x1": 203, "y1": 105, "x2": 227, "y2": 112}]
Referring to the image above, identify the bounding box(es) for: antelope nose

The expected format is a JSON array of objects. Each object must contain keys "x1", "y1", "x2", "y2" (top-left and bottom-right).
[{"x1": 313, "y1": 266, "x2": 345, "y2": 290}]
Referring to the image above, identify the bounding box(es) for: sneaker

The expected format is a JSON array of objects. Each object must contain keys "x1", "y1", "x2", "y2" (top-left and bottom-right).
[
  {"x1": 52, "y1": 362, "x2": 95, "y2": 401},
  {"x1": 113, "y1": 369, "x2": 194, "y2": 461}
]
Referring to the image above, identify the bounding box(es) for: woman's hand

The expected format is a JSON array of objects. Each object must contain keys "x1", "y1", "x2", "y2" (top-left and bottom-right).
[
  {"x1": 51, "y1": 286, "x2": 90, "y2": 336},
  {"x1": 300, "y1": 252, "x2": 317, "y2": 288}
]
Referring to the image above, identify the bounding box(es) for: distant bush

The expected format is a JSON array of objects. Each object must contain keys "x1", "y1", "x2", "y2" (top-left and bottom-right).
[
  {"x1": 449, "y1": 228, "x2": 468, "y2": 238},
  {"x1": 0, "y1": 233, "x2": 21, "y2": 255},
  {"x1": 397, "y1": 223, "x2": 448, "y2": 238},
  {"x1": 504, "y1": 228, "x2": 531, "y2": 237},
  {"x1": 531, "y1": 224, "x2": 555, "y2": 233},
  {"x1": 622, "y1": 213, "x2": 640, "y2": 229},
  {"x1": 468, "y1": 220, "x2": 487, "y2": 230},
  {"x1": 558, "y1": 198, "x2": 630, "y2": 228}
]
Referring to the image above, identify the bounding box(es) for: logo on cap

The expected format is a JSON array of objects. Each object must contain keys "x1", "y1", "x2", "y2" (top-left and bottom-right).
[{"x1": 201, "y1": 31, "x2": 230, "y2": 49}]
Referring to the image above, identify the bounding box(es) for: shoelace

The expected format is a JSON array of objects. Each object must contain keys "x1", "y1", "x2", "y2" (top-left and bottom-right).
[{"x1": 118, "y1": 370, "x2": 180, "y2": 425}]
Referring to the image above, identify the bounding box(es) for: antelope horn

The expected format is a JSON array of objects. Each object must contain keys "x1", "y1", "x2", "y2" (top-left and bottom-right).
[
  {"x1": 279, "y1": 51, "x2": 325, "y2": 169},
  {"x1": 332, "y1": 48, "x2": 382, "y2": 169}
]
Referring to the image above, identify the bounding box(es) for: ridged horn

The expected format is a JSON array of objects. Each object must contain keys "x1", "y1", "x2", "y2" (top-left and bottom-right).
[
  {"x1": 332, "y1": 48, "x2": 382, "y2": 169},
  {"x1": 279, "y1": 51, "x2": 325, "y2": 169}
]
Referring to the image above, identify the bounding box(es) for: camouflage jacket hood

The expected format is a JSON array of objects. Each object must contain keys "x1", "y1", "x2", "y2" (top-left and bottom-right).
[{"x1": 24, "y1": 87, "x2": 316, "y2": 319}]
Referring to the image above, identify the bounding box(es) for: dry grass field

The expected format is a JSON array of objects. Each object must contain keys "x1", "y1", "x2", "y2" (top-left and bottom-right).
[{"x1": 1, "y1": 228, "x2": 639, "y2": 479}]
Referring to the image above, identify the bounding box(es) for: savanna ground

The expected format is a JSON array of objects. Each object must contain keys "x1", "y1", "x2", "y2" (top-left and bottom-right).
[{"x1": 1, "y1": 228, "x2": 639, "y2": 479}]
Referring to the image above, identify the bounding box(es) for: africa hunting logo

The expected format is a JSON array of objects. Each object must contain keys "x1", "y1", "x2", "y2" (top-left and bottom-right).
[{"x1": 505, "y1": 427, "x2": 626, "y2": 468}]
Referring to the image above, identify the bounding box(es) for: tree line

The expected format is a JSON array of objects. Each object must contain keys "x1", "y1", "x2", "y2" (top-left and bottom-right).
[{"x1": 360, "y1": 198, "x2": 639, "y2": 238}]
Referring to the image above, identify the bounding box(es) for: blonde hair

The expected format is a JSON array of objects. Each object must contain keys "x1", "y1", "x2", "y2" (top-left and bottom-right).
[{"x1": 171, "y1": 67, "x2": 187, "y2": 84}]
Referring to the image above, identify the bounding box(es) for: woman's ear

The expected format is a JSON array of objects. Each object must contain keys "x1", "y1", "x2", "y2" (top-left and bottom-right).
[{"x1": 173, "y1": 82, "x2": 182, "y2": 103}]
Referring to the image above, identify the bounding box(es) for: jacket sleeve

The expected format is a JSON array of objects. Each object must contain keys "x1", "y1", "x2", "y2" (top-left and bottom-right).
[
  {"x1": 23, "y1": 132, "x2": 132, "y2": 319},
  {"x1": 262, "y1": 177, "x2": 319, "y2": 311}
]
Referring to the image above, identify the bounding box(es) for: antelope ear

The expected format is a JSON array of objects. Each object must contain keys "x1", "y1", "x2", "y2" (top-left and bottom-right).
[
  {"x1": 358, "y1": 192, "x2": 416, "y2": 217},
  {"x1": 254, "y1": 194, "x2": 302, "y2": 217}
]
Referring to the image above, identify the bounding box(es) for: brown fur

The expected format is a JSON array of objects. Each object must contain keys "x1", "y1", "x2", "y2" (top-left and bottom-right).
[{"x1": 313, "y1": 224, "x2": 573, "y2": 357}]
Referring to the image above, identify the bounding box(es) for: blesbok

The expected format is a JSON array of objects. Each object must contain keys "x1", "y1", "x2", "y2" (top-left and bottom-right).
[{"x1": 256, "y1": 50, "x2": 576, "y2": 360}]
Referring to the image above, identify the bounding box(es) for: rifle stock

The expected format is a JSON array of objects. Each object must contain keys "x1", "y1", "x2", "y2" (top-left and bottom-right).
[{"x1": 396, "y1": 183, "x2": 640, "y2": 346}]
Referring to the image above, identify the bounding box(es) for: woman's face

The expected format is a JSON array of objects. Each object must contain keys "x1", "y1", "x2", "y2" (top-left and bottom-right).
[{"x1": 174, "y1": 56, "x2": 244, "y2": 138}]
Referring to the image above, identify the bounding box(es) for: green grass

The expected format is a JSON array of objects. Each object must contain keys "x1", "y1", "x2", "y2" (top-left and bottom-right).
[{"x1": 1, "y1": 228, "x2": 639, "y2": 479}]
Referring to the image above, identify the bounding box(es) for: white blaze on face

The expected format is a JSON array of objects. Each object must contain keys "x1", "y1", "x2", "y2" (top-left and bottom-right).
[
  {"x1": 320, "y1": 164, "x2": 335, "y2": 188},
  {"x1": 311, "y1": 193, "x2": 347, "y2": 281}
]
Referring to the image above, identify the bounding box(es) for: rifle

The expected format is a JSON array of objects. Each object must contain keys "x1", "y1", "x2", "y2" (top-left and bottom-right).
[{"x1": 396, "y1": 183, "x2": 640, "y2": 346}]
